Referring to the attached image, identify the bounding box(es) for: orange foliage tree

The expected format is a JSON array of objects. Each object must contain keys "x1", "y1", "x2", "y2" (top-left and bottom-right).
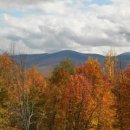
[
  {"x1": 115, "y1": 65, "x2": 130, "y2": 130},
  {"x1": 1, "y1": 52, "x2": 129, "y2": 130},
  {"x1": 62, "y1": 74, "x2": 94, "y2": 130}
]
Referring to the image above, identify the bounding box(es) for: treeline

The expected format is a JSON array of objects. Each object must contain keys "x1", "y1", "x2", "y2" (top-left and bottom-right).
[{"x1": 0, "y1": 52, "x2": 130, "y2": 130}]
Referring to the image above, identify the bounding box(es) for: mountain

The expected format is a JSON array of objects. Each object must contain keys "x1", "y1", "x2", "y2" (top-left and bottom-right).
[
  {"x1": 11, "y1": 50, "x2": 130, "y2": 76},
  {"x1": 0, "y1": 49, "x2": 4, "y2": 54},
  {"x1": 118, "y1": 52, "x2": 130, "y2": 68}
]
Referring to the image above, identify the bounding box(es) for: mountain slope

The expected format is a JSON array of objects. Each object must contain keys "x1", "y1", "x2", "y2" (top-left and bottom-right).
[{"x1": 11, "y1": 50, "x2": 130, "y2": 76}]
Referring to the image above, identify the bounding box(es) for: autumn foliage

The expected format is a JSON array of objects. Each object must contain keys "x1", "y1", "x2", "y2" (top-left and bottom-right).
[{"x1": 0, "y1": 53, "x2": 130, "y2": 130}]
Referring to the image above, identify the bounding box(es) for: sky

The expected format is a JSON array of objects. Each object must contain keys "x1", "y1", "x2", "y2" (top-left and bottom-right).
[{"x1": 0, "y1": 0, "x2": 130, "y2": 55}]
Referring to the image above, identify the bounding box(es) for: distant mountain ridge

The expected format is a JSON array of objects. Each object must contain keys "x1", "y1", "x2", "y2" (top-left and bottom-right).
[{"x1": 10, "y1": 50, "x2": 130, "y2": 76}]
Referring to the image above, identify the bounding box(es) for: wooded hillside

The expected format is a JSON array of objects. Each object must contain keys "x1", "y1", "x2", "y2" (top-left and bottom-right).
[{"x1": 0, "y1": 52, "x2": 130, "y2": 130}]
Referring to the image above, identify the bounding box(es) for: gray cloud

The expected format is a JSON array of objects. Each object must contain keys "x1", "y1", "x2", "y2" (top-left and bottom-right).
[
  {"x1": 0, "y1": 0, "x2": 130, "y2": 54},
  {"x1": 0, "y1": 0, "x2": 65, "y2": 10}
]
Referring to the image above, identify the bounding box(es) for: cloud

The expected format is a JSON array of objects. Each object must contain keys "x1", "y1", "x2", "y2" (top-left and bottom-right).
[{"x1": 0, "y1": 0, "x2": 130, "y2": 55}]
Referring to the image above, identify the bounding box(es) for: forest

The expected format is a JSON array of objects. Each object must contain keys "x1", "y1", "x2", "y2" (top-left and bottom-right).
[{"x1": 0, "y1": 51, "x2": 130, "y2": 130}]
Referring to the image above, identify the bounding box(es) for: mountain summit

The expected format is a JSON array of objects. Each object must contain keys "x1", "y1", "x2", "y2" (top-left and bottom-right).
[{"x1": 11, "y1": 50, "x2": 130, "y2": 76}]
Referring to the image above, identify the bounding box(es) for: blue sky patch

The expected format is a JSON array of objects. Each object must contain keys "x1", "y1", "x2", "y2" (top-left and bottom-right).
[
  {"x1": 86, "y1": 0, "x2": 112, "y2": 5},
  {"x1": 0, "y1": 9, "x2": 23, "y2": 17}
]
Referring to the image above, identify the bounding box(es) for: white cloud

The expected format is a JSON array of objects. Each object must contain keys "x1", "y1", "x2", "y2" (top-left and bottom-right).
[{"x1": 0, "y1": 0, "x2": 130, "y2": 55}]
